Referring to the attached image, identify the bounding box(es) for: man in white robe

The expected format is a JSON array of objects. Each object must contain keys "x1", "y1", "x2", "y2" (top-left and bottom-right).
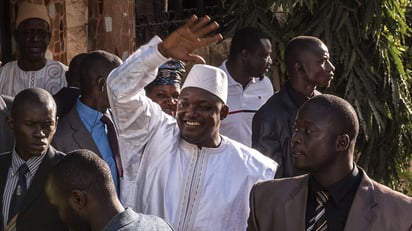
[
  {"x1": 0, "y1": 2, "x2": 66, "y2": 97},
  {"x1": 107, "y1": 16, "x2": 278, "y2": 231}
]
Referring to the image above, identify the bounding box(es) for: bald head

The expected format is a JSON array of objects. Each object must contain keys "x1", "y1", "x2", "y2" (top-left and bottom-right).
[
  {"x1": 79, "y1": 50, "x2": 122, "y2": 95},
  {"x1": 285, "y1": 36, "x2": 327, "y2": 76},
  {"x1": 12, "y1": 87, "x2": 56, "y2": 118},
  {"x1": 302, "y1": 94, "x2": 359, "y2": 141}
]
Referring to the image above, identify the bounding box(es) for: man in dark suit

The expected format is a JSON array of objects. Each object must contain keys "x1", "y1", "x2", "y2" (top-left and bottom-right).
[
  {"x1": 52, "y1": 50, "x2": 123, "y2": 194},
  {"x1": 53, "y1": 53, "x2": 87, "y2": 118},
  {"x1": 247, "y1": 94, "x2": 412, "y2": 231},
  {"x1": 0, "y1": 95, "x2": 14, "y2": 154},
  {"x1": 252, "y1": 36, "x2": 335, "y2": 178},
  {"x1": 0, "y1": 88, "x2": 67, "y2": 231}
]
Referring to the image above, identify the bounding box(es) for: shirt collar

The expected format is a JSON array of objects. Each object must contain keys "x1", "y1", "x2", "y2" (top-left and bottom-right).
[
  {"x1": 221, "y1": 60, "x2": 258, "y2": 87},
  {"x1": 76, "y1": 98, "x2": 104, "y2": 127},
  {"x1": 11, "y1": 148, "x2": 46, "y2": 176},
  {"x1": 309, "y1": 164, "x2": 361, "y2": 203},
  {"x1": 285, "y1": 81, "x2": 311, "y2": 108}
]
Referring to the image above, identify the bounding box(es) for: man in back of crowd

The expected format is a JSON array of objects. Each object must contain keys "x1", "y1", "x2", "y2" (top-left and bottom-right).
[
  {"x1": 0, "y1": 2, "x2": 67, "y2": 97},
  {"x1": 252, "y1": 36, "x2": 335, "y2": 178},
  {"x1": 54, "y1": 53, "x2": 87, "y2": 118},
  {"x1": 46, "y1": 149, "x2": 173, "y2": 231},
  {"x1": 107, "y1": 15, "x2": 277, "y2": 230},
  {"x1": 219, "y1": 27, "x2": 273, "y2": 147},
  {"x1": 52, "y1": 50, "x2": 123, "y2": 195}
]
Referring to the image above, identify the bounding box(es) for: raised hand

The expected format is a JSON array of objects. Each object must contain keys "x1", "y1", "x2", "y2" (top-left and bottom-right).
[{"x1": 158, "y1": 15, "x2": 223, "y2": 64}]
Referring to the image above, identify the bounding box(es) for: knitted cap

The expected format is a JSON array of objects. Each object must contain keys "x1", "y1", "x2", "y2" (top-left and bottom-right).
[{"x1": 182, "y1": 64, "x2": 228, "y2": 104}]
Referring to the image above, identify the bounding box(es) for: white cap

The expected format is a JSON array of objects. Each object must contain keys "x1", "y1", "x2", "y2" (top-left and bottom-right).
[
  {"x1": 16, "y1": 2, "x2": 51, "y2": 28},
  {"x1": 182, "y1": 64, "x2": 228, "y2": 104}
]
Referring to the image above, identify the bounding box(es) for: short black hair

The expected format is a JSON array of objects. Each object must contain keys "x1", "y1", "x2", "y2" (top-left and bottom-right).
[
  {"x1": 47, "y1": 149, "x2": 116, "y2": 200},
  {"x1": 304, "y1": 94, "x2": 359, "y2": 140},
  {"x1": 229, "y1": 27, "x2": 271, "y2": 58},
  {"x1": 66, "y1": 53, "x2": 87, "y2": 87},
  {"x1": 79, "y1": 50, "x2": 122, "y2": 94},
  {"x1": 11, "y1": 87, "x2": 56, "y2": 119},
  {"x1": 285, "y1": 36, "x2": 325, "y2": 75}
]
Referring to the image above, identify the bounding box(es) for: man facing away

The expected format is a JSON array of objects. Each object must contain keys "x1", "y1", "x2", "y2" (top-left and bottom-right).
[
  {"x1": 0, "y1": 88, "x2": 67, "y2": 231},
  {"x1": 219, "y1": 27, "x2": 274, "y2": 147},
  {"x1": 247, "y1": 94, "x2": 412, "y2": 231},
  {"x1": 252, "y1": 36, "x2": 335, "y2": 178},
  {"x1": 107, "y1": 15, "x2": 277, "y2": 231},
  {"x1": 52, "y1": 50, "x2": 123, "y2": 195},
  {"x1": 45, "y1": 149, "x2": 173, "y2": 231},
  {"x1": 0, "y1": 2, "x2": 67, "y2": 97}
]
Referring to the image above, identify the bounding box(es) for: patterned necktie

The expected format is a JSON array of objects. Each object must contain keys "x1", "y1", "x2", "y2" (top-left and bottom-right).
[
  {"x1": 8, "y1": 163, "x2": 29, "y2": 222},
  {"x1": 307, "y1": 190, "x2": 328, "y2": 231},
  {"x1": 100, "y1": 113, "x2": 123, "y2": 178}
]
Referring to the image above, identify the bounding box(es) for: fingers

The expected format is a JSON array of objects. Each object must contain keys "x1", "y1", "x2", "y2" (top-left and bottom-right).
[{"x1": 190, "y1": 15, "x2": 212, "y2": 34}]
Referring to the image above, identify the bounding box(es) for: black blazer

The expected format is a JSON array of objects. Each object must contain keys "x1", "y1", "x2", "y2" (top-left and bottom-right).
[{"x1": 0, "y1": 146, "x2": 68, "y2": 231}]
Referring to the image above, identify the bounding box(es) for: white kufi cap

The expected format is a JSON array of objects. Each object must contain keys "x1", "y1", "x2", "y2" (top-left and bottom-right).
[{"x1": 182, "y1": 64, "x2": 228, "y2": 104}]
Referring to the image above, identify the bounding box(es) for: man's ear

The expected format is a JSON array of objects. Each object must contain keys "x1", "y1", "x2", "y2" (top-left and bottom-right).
[
  {"x1": 220, "y1": 104, "x2": 229, "y2": 120},
  {"x1": 69, "y1": 190, "x2": 87, "y2": 211},
  {"x1": 336, "y1": 134, "x2": 350, "y2": 151},
  {"x1": 6, "y1": 116, "x2": 15, "y2": 131}
]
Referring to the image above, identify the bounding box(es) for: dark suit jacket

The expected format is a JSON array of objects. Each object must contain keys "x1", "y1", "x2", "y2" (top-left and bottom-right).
[
  {"x1": 247, "y1": 167, "x2": 412, "y2": 231},
  {"x1": 0, "y1": 146, "x2": 68, "y2": 231},
  {"x1": 53, "y1": 87, "x2": 81, "y2": 119},
  {"x1": 252, "y1": 85, "x2": 321, "y2": 178},
  {"x1": 0, "y1": 95, "x2": 14, "y2": 154},
  {"x1": 52, "y1": 106, "x2": 102, "y2": 156}
]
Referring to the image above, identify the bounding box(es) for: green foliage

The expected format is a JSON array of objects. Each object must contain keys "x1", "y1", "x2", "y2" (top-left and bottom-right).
[{"x1": 224, "y1": 0, "x2": 412, "y2": 194}]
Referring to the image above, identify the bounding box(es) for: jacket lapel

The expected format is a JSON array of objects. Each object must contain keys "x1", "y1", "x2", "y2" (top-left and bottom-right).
[
  {"x1": 18, "y1": 148, "x2": 56, "y2": 214},
  {"x1": 68, "y1": 108, "x2": 102, "y2": 156},
  {"x1": 344, "y1": 168, "x2": 377, "y2": 231},
  {"x1": 284, "y1": 175, "x2": 309, "y2": 230}
]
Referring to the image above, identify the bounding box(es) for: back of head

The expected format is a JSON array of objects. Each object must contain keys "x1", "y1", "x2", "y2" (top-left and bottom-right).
[
  {"x1": 229, "y1": 27, "x2": 271, "y2": 58},
  {"x1": 66, "y1": 53, "x2": 87, "y2": 87},
  {"x1": 16, "y1": 2, "x2": 51, "y2": 30},
  {"x1": 48, "y1": 149, "x2": 116, "y2": 200},
  {"x1": 79, "y1": 50, "x2": 122, "y2": 93},
  {"x1": 285, "y1": 36, "x2": 325, "y2": 76},
  {"x1": 305, "y1": 94, "x2": 359, "y2": 141},
  {"x1": 12, "y1": 88, "x2": 56, "y2": 118}
]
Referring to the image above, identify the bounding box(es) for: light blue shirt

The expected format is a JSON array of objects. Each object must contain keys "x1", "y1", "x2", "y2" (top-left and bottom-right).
[{"x1": 76, "y1": 99, "x2": 119, "y2": 194}]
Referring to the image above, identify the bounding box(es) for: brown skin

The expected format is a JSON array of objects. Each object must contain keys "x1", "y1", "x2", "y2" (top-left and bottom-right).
[
  {"x1": 226, "y1": 38, "x2": 272, "y2": 88},
  {"x1": 158, "y1": 15, "x2": 223, "y2": 63},
  {"x1": 146, "y1": 85, "x2": 180, "y2": 117},
  {"x1": 177, "y1": 87, "x2": 228, "y2": 148},
  {"x1": 7, "y1": 89, "x2": 57, "y2": 161},
  {"x1": 291, "y1": 102, "x2": 353, "y2": 186},
  {"x1": 46, "y1": 176, "x2": 124, "y2": 231},
  {"x1": 289, "y1": 42, "x2": 335, "y2": 97},
  {"x1": 15, "y1": 18, "x2": 51, "y2": 71}
]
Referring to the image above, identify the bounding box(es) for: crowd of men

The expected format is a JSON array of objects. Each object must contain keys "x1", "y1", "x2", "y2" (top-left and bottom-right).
[{"x1": 0, "y1": 2, "x2": 411, "y2": 231}]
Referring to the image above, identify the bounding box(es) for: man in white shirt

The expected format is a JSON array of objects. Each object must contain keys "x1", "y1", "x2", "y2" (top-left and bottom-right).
[
  {"x1": 107, "y1": 15, "x2": 277, "y2": 231},
  {"x1": 0, "y1": 2, "x2": 67, "y2": 97},
  {"x1": 219, "y1": 27, "x2": 273, "y2": 147}
]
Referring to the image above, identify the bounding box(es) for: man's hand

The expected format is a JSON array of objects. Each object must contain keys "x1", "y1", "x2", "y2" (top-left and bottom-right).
[{"x1": 158, "y1": 15, "x2": 223, "y2": 64}]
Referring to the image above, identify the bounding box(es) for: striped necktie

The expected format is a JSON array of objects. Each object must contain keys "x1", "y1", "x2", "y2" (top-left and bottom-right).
[{"x1": 307, "y1": 190, "x2": 328, "y2": 231}]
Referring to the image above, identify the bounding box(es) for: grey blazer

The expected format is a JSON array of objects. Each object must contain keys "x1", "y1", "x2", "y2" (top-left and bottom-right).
[{"x1": 52, "y1": 106, "x2": 102, "y2": 156}]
